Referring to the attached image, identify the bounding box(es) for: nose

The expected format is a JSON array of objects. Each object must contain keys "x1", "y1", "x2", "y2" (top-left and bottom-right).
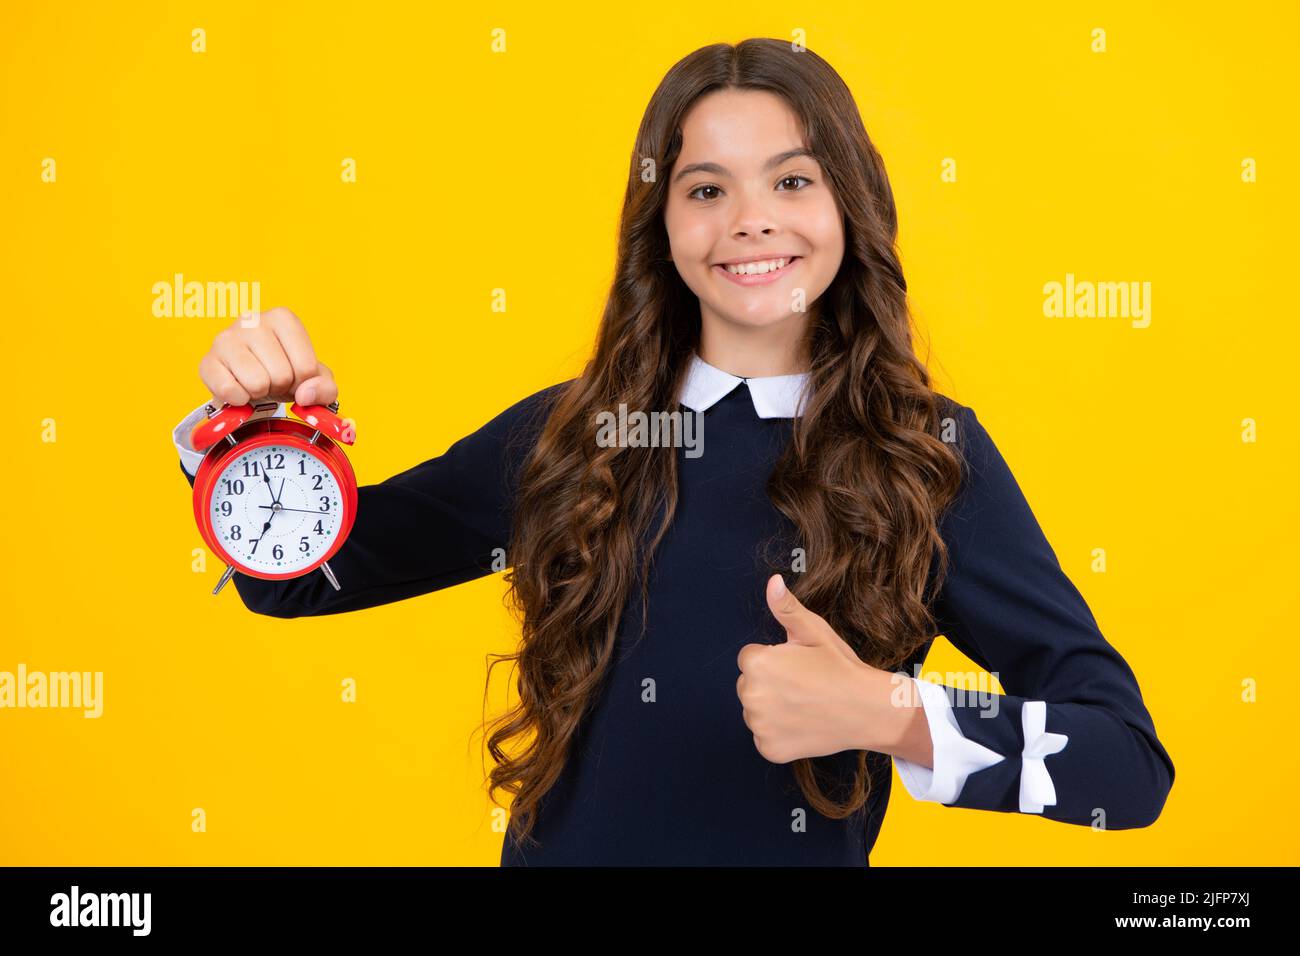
[{"x1": 728, "y1": 188, "x2": 780, "y2": 239}]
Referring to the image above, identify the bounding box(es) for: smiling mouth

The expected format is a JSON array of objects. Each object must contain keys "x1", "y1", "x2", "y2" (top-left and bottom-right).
[
  {"x1": 713, "y1": 256, "x2": 802, "y2": 285},
  {"x1": 716, "y1": 256, "x2": 800, "y2": 275}
]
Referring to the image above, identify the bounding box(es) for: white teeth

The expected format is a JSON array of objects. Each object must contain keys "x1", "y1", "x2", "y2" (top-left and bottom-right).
[{"x1": 724, "y1": 257, "x2": 790, "y2": 275}]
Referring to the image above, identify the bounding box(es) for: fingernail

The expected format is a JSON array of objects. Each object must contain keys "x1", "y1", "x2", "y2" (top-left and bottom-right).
[
  {"x1": 772, "y1": 574, "x2": 786, "y2": 597},
  {"x1": 300, "y1": 386, "x2": 315, "y2": 403}
]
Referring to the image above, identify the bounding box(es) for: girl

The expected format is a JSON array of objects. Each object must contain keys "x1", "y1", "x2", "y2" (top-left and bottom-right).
[{"x1": 173, "y1": 38, "x2": 1174, "y2": 866}]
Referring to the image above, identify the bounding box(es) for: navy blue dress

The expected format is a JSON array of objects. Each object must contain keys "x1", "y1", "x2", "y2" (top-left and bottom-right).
[{"x1": 178, "y1": 377, "x2": 1175, "y2": 865}]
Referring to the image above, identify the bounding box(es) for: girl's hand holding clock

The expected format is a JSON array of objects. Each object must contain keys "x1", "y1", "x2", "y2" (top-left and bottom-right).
[
  {"x1": 198, "y1": 307, "x2": 339, "y2": 408},
  {"x1": 737, "y1": 574, "x2": 935, "y2": 767}
]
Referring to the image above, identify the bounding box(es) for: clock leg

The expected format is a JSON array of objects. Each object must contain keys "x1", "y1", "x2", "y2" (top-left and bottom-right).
[
  {"x1": 212, "y1": 564, "x2": 236, "y2": 595},
  {"x1": 320, "y1": 560, "x2": 341, "y2": 591}
]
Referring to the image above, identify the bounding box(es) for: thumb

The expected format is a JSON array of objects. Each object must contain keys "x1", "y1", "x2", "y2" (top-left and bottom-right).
[
  {"x1": 295, "y1": 361, "x2": 337, "y2": 407},
  {"x1": 766, "y1": 573, "x2": 828, "y2": 646}
]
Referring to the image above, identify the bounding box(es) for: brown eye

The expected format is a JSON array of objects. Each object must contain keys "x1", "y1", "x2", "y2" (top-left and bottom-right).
[
  {"x1": 688, "y1": 184, "x2": 721, "y2": 201},
  {"x1": 777, "y1": 175, "x2": 813, "y2": 191}
]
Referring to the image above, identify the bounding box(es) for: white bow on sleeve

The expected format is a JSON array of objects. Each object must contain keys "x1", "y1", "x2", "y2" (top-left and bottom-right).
[{"x1": 1019, "y1": 700, "x2": 1069, "y2": 813}]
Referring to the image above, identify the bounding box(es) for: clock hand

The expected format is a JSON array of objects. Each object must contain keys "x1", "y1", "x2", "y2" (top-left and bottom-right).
[
  {"x1": 261, "y1": 471, "x2": 283, "y2": 505},
  {"x1": 246, "y1": 474, "x2": 281, "y2": 555},
  {"x1": 248, "y1": 517, "x2": 273, "y2": 554},
  {"x1": 257, "y1": 505, "x2": 328, "y2": 515}
]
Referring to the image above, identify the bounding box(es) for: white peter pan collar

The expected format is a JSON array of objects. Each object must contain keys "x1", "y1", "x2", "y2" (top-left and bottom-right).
[{"x1": 678, "y1": 351, "x2": 810, "y2": 419}]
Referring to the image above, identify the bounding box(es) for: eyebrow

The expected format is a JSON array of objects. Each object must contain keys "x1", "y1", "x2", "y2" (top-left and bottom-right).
[{"x1": 671, "y1": 148, "x2": 817, "y2": 183}]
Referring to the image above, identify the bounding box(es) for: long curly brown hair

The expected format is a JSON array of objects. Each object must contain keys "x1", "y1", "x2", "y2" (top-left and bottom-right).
[{"x1": 479, "y1": 38, "x2": 966, "y2": 851}]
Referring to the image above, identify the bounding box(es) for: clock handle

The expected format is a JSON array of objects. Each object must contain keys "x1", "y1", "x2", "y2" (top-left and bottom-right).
[{"x1": 191, "y1": 398, "x2": 351, "y2": 452}]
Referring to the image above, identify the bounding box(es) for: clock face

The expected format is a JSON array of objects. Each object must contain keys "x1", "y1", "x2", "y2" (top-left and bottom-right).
[{"x1": 208, "y1": 443, "x2": 345, "y2": 574}]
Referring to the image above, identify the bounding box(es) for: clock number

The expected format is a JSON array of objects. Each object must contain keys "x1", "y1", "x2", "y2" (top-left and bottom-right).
[
  {"x1": 319, "y1": 496, "x2": 330, "y2": 512},
  {"x1": 313, "y1": 520, "x2": 325, "y2": 535},
  {"x1": 249, "y1": 536, "x2": 260, "y2": 554},
  {"x1": 298, "y1": 459, "x2": 306, "y2": 475},
  {"x1": 299, "y1": 536, "x2": 310, "y2": 553},
  {"x1": 222, "y1": 479, "x2": 245, "y2": 495},
  {"x1": 230, "y1": 525, "x2": 241, "y2": 540},
  {"x1": 263, "y1": 452, "x2": 285, "y2": 471},
  {"x1": 242, "y1": 460, "x2": 259, "y2": 478},
  {"x1": 312, "y1": 474, "x2": 323, "y2": 490},
  {"x1": 272, "y1": 544, "x2": 283, "y2": 560},
  {"x1": 219, "y1": 501, "x2": 232, "y2": 516}
]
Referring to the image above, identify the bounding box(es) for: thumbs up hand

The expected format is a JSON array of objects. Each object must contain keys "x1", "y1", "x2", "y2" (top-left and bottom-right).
[{"x1": 736, "y1": 574, "x2": 886, "y2": 764}]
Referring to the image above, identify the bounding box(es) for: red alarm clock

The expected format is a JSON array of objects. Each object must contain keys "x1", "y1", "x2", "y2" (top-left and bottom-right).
[{"x1": 189, "y1": 398, "x2": 358, "y2": 596}]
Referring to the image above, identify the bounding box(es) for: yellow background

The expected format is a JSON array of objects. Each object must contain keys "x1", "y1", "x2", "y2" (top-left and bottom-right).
[{"x1": 2, "y1": 1, "x2": 1295, "y2": 865}]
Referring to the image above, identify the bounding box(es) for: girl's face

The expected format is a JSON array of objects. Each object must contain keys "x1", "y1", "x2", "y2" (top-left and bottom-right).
[{"x1": 664, "y1": 88, "x2": 844, "y2": 344}]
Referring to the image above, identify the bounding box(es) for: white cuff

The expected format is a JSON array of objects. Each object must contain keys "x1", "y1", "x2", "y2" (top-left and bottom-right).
[
  {"x1": 172, "y1": 400, "x2": 287, "y2": 477},
  {"x1": 894, "y1": 678, "x2": 1006, "y2": 804},
  {"x1": 1018, "y1": 700, "x2": 1069, "y2": 813}
]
